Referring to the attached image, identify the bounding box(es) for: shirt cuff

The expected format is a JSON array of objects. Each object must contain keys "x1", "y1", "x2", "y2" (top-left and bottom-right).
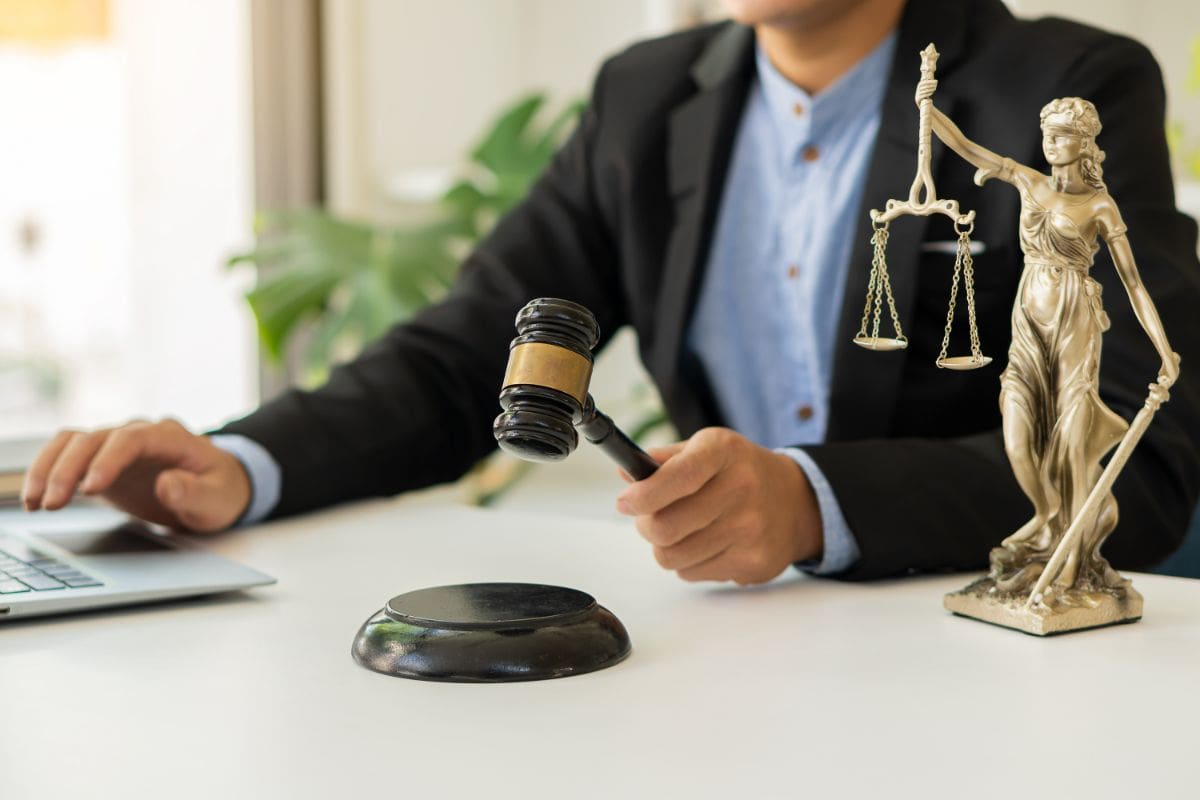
[
  {"x1": 208, "y1": 434, "x2": 282, "y2": 526},
  {"x1": 776, "y1": 446, "x2": 861, "y2": 575}
]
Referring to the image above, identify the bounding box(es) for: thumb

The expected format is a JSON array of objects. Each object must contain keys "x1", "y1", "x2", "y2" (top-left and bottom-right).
[{"x1": 154, "y1": 469, "x2": 240, "y2": 533}]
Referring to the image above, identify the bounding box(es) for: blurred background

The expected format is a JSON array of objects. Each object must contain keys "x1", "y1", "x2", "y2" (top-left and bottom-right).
[{"x1": 1, "y1": 0, "x2": 1197, "y2": 452}]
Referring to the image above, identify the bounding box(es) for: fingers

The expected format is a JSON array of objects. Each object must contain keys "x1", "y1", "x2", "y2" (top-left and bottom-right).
[
  {"x1": 23, "y1": 419, "x2": 201, "y2": 512},
  {"x1": 40, "y1": 430, "x2": 113, "y2": 510},
  {"x1": 633, "y1": 479, "x2": 728, "y2": 547},
  {"x1": 668, "y1": 519, "x2": 776, "y2": 584},
  {"x1": 28, "y1": 422, "x2": 167, "y2": 511},
  {"x1": 618, "y1": 442, "x2": 685, "y2": 484},
  {"x1": 617, "y1": 428, "x2": 732, "y2": 516},
  {"x1": 677, "y1": 550, "x2": 736, "y2": 583},
  {"x1": 652, "y1": 519, "x2": 729, "y2": 571},
  {"x1": 644, "y1": 442, "x2": 685, "y2": 464},
  {"x1": 22, "y1": 419, "x2": 250, "y2": 531},
  {"x1": 82, "y1": 419, "x2": 197, "y2": 495},
  {"x1": 22, "y1": 430, "x2": 77, "y2": 510}
]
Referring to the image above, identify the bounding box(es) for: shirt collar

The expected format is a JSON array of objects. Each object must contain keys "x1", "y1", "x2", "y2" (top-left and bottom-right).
[{"x1": 754, "y1": 30, "x2": 897, "y2": 165}]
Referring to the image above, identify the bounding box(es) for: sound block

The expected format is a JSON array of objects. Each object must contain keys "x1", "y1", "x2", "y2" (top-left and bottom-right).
[{"x1": 351, "y1": 582, "x2": 631, "y2": 682}]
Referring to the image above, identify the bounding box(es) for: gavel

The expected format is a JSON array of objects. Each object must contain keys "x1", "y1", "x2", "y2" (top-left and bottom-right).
[{"x1": 493, "y1": 298, "x2": 660, "y2": 481}]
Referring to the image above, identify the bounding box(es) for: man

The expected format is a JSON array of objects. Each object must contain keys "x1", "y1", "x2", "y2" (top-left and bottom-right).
[{"x1": 21, "y1": 0, "x2": 1200, "y2": 583}]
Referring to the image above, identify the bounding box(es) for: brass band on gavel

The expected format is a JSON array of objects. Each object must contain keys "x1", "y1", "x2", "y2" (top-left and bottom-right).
[{"x1": 501, "y1": 342, "x2": 593, "y2": 407}]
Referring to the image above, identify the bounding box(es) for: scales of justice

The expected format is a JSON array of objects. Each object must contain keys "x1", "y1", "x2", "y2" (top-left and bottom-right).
[{"x1": 855, "y1": 44, "x2": 1181, "y2": 635}]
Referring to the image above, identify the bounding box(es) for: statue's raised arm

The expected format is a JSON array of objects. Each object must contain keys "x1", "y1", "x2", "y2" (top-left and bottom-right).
[{"x1": 922, "y1": 86, "x2": 1037, "y2": 190}]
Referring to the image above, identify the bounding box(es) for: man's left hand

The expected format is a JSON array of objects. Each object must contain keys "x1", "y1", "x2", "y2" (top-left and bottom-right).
[{"x1": 616, "y1": 427, "x2": 823, "y2": 584}]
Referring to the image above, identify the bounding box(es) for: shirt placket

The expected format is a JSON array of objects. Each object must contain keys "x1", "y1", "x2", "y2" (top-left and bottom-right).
[{"x1": 780, "y1": 110, "x2": 822, "y2": 444}]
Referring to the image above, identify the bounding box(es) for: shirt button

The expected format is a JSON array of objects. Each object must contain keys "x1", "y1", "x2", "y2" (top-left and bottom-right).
[
  {"x1": 787, "y1": 264, "x2": 799, "y2": 279},
  {"x1": 792, "y1": 102, "x2": 805, "y2": 117},
  {"x1": 796, "y1": 405, "x2": 814, "y2": 421},
  {"x1": 802, "y1": 145, "x2": 820, "y2": 162}
]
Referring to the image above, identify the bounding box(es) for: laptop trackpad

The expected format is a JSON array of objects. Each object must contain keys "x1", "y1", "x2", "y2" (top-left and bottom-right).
[{"x1": 40, "y1": 524, "x2": 176, "y2": 556}]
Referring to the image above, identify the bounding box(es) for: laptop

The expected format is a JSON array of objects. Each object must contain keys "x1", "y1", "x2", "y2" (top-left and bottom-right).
[{"x1": 0, "y1": 514, "x2": 275, "y2": 620}]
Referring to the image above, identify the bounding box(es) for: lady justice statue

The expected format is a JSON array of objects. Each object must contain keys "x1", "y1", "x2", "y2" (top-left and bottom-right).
[{"x1": 857, "y1": 45, "x2": 1180, "y2": 635}]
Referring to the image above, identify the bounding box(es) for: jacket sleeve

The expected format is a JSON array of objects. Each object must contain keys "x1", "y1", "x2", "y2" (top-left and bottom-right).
[
  {"x1": 803, "y1": 36, "x2": 1200, "y2": 580},
  {"x1": 219, "y1": 63, "x2": 626, "y2": 520}
]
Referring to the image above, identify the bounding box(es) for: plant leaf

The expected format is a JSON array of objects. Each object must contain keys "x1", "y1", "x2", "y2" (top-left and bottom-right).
[
  {"x1": 245, "y1": 269, "x2": 340, "y2": 361},
  {"x1": 471, "y1": 94, "x2": 546, "y2": 178}
]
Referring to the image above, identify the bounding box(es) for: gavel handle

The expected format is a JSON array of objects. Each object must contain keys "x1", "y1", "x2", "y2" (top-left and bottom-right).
[{"x1": 578, "y1": 403, "x2": 659, "y2": 481}]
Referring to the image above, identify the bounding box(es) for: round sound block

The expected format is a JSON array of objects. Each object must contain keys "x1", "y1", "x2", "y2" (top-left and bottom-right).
[{"x1": 351, "y1": 582, "x2": 631, "y2": 682}]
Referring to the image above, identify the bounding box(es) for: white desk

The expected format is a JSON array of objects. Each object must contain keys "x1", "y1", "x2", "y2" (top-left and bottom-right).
[{"x1": 1, "y1": 490, "x2": 1197, "y2": 800}]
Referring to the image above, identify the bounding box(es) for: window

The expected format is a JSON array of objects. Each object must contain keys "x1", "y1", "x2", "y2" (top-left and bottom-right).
[{"x1": 0, "y1": 0, "x2": 256, "y2": 441}]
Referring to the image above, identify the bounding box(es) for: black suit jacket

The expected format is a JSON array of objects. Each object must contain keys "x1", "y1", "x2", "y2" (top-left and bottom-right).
[{"x1": 223, "y1": 0, "x2": 1200, "y2": 580}]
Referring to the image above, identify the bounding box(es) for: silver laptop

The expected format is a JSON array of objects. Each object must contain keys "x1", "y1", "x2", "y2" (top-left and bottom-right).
[{"x1": 0, "y1": 514, "x2": 275, "y2": 620}]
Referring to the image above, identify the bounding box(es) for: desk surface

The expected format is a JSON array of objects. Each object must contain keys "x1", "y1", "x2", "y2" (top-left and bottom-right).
[{"x1": 1, "y1": 490, "x2": 1197, "y2": 800}]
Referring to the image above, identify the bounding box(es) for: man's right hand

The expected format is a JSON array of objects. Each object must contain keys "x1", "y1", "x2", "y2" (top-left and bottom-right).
[{"x1": 21, "y1": 419, "x2": 251, "y2": 533}]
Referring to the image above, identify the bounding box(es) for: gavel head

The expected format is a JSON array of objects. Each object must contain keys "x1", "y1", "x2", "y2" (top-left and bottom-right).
[{"x1": 493, "y1": 298, "x2": 599, "y2": 463}]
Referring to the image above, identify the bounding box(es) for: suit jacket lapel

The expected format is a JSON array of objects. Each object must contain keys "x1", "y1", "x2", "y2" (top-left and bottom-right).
[
  {"x1": 651, "y1": 24, "x2": 755, "y2": 436},
  {"x1": 826, "y1": 0, "x2": 971, "y2": 440}
]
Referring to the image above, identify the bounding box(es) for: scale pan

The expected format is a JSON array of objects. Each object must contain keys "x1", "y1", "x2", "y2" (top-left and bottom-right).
[
  {"x1": 853, "y1": 336, "x2": 908, "y2": 352},
  {"x1": 936, "y1": 355, "x2": 993, "y2": 371}
]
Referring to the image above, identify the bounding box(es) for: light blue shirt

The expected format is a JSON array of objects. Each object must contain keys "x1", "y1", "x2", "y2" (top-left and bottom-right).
[
  {"x1": 208, "y1": 434, "x2": 281, "y2": 526},
  {"x1": 688, "y1": 33, "x2": 897, "y2": 574},
  {"x1": 218, "y1": 32, "x2": 898, "y2": 571}
]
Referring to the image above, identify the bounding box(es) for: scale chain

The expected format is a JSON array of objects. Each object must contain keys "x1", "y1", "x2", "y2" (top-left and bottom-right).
[
  {"x1": 880, "y1": 239, "x2": 906, "y2": 344},
  {"x1": 937, "y1": 232, "x2": 964, "y2": 364},
  {"x1": 935, "y1": 227, "x2": 986, "y2": 366},
  {"x1": 857, "y1": 223, "x2": 906, "y2": 344},
  {"x1": 962, "y1": 231, "x2": 983, "y2": 360},
  {"x1": 871, "y1": 227, "x2": 886, "y2": 338},
  {"x1": 859, "y1": 231, "x2": 888, "y2": 340}
]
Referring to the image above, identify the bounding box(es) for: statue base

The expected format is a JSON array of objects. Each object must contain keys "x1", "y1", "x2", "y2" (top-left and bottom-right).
[{"x1": 944, "y1": 577, "x2": 1142, "y2": 636}]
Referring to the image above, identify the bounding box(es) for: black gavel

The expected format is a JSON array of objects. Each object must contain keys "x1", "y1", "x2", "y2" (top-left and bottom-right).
[{"x1": 493, "y1": 298, "x2": 660, "y2": 481}]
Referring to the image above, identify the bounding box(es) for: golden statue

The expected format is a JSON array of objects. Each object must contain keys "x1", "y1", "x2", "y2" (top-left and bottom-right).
[{"x1": 857, "y1": 45, "x2": 1180, "y2": 635}]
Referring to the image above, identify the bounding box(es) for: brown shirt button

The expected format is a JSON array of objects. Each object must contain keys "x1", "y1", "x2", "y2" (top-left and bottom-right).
[
  {"x1": 787, "y1": 264, "x2": 799, "y2": 279},
  {"x1": 802, "y1": 145, "x2": 820, "y2": 162},
  {"x1": 792, "y1": 102, "x2": 805, "y2": 117},
  {"x1": 796, "y1": 405, "x2": 814, "y2": 421}
]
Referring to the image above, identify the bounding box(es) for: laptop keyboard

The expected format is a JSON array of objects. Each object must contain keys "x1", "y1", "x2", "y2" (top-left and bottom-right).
[{"x1": 0, "y1": 536, "x2": 104, "y2": 594}]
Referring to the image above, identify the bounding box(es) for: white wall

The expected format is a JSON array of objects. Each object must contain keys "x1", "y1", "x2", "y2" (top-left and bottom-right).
[{"x1": 323, "y1": 0, "x2": 682, "y2": 217}]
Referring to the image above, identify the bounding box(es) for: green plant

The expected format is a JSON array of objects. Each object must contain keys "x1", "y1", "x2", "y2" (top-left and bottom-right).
[
  {"x1": 1167, "y1": 37, "x2": 1200, "y2": 180},
  {"x1": 229, "y1": 93, "x2": 584, "y2": 387}
]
